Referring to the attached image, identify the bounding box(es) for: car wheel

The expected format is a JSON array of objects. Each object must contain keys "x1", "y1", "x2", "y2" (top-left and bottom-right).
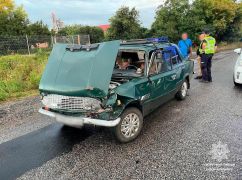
[
  {"x1": 234, "y1": 80, "x2": 240, "y2": 86},
  {"x1": 176, "y1": 80, "x2": 188, "y2": 100},
  {"x1": 233, "y1": 76, "x2": 240, "y2": 86},
  {"x1": 113, "y1": 107, "x2": 143, "y2": 143}
]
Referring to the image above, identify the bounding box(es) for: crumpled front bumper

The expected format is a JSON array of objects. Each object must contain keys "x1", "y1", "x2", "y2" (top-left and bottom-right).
[{"x1": 39, "y1": 108, "x2": 121, "y2": 128}]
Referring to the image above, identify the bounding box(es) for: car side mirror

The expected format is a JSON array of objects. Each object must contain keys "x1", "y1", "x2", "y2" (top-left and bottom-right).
[{"x1": 234, "y1": 48, "x2": 241, "y2": 54}]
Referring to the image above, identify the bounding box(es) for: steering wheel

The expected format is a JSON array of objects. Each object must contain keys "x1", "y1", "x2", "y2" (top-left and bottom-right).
[{"x1": 126, "y1": 65, "x2": 138, "y2": 70}]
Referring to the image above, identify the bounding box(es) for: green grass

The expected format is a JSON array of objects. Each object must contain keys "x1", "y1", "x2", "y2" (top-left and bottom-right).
[{"x1": 0, "y1": 50, "x2": 49, "y2": 102}]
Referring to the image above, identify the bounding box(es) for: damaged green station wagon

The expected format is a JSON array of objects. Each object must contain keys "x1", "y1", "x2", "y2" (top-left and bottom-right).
[{"x1": 39, "y1": 38, "x2": 194, "y2": 143}]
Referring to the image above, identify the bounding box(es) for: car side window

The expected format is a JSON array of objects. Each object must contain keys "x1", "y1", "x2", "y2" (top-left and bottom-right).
[
  {"x1": 161, "y1": 50, "x2": 173, "y2": 71},
  {"x1": 175, "y1": 48, "x2": 183, "y2": 63},
  {"x1": 171, "y1": 55, "x2": 178, "y2": 65},
  {"x1": 148, "y1": 52, "x2": 159, "y2": 76},
  {"x1": 156, "y1": 52, "x2": 172, "y2": 73},
  {"x1": 165, "y1": 46, "x2": 183, "y2": 67}
]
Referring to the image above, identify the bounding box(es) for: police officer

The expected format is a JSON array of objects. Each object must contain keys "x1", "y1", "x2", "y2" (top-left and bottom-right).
[{"x1": 199, "y1": 30, "x2": 216, "y2": 83}]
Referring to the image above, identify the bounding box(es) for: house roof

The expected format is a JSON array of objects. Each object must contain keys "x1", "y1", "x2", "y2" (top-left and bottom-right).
[{"x1": 98, "y1": 24, "x2": 110, "y2": 32}]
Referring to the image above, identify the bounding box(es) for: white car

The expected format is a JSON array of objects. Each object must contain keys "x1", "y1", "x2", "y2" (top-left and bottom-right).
[{"x1": 234, "y1": 48, "x2": 242, "y2": 86}]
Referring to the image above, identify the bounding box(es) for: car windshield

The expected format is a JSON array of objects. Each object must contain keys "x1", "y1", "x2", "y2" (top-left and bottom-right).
[{"x1": 112, "y1": 50, "x2": 146, "y2": 79}]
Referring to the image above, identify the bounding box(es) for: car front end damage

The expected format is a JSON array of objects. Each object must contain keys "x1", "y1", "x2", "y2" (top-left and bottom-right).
[{"x1": 39, "y1": 91, "x2": 136, "y2": 128}]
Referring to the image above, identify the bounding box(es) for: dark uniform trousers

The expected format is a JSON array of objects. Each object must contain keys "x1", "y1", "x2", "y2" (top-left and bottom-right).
[{"x1": 201, "y1": 54, "x2": 213, "y2": 81}]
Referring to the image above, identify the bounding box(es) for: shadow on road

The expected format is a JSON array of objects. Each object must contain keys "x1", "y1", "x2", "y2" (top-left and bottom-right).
[{"x1": 0, "y1": 123, "x2": 95, "y2": 180}]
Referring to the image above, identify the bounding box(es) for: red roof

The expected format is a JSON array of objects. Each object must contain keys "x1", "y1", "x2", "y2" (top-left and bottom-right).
[{"x1": 98, "y1": 24, "x2": 110, "y2": 32}]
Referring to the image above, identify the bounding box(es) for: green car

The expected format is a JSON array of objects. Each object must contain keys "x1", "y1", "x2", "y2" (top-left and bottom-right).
[{"x1": 39, "y1": 38, "x2": 194, "y2": 143}]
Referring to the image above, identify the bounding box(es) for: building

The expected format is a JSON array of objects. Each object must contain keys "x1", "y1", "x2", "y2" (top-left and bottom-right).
[{"x1": 98, "y1": 24, "x2": 110, "y2": 33}]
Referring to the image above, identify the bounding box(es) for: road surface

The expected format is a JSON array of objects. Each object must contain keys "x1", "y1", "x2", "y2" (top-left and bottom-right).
[{"x1": 0, "y1": 51, "x2": 241, "y2": 180}]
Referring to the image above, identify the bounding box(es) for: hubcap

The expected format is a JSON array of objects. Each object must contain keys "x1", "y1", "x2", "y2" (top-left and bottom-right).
[
  {"x1": 181, "y1": 82, "x2": 188, "y2": 97},
  {"x1": 121, "y1": 113, "x2": 140, "y2": 138}
]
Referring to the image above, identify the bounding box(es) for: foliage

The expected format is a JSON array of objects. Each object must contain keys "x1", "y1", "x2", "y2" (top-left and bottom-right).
[
  {"x1": 151, "y1": 0, "x2": 190, "y2": 42},
  {"x1": 0, "y1": 1, "x2": 50, "y2": 36},
  {"x1": 0, "y1": 0, "x2": 14, "y2": 12},
  {"x1": 191, "y1": 0, "x2": 238, "y2": 41},
  {"x1": 0, "y1": 52, "x2": 49, "y2": 101},
  {"x1": 27, "y1": 21, "x2": 50, "y2": 36},
  {"x1": 106, "y1": 6, "x2": 143, "y2": 40},
  {"x1": 224, "y1": 2, "x2": 242, "y2": 41},
  {"x1": 0, "y1": 4, "x2": 28, "y2": 36},
  {"x1": 151, "y1": 0, "x2": 242, "y2": 43},
  {"x1": 58, "y1": 25, "x2": 104, "y2": 43}
]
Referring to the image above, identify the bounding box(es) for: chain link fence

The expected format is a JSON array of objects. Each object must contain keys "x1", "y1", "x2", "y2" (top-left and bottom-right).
[{"x1": 0, "y1": 35, "x2": 90, "y2": 56}]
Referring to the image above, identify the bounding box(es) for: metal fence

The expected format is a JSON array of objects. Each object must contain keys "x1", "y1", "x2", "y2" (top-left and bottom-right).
[{"x1": 0, "y1": 35, "x2": 90, "y2": 55}]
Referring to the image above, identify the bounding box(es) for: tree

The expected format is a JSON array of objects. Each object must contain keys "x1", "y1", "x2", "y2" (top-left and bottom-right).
[
  {"x1": 27, "y1": 21, "x2": 50, "y2": 36},
  {"x1": 151, "y1": 0, "x2": 241, "y2": 43},
  {"x1": 191, "y1": 0, "x2": 238, "y2": 40},
  {"x1": 106, "y1": 6, "x2": 143, "y2": 40},
  {"x1": 0, "y1": 0, "x2": 13, "y2": 12},
  {"x1": 151, "y1": 0, "x2": 191, "y2": 42},
  {"x1": 0, "y1": 1, "x2": 28, "y2": 36},
  {"x1": 0, "y1": 1, "x2": 50, "y2": 36},
  {"x1": 78, "y1": 26, "x2": 104, "y2": 43},
  {"x1": 221, "y1": 1, "x2": 242, "y2": 41},
  {"x1": 58, "y1": 25, "x2": 80, "y2": 36},
  {"x1": 58, "y1": 25, "x2": 104, "y2": 43}
]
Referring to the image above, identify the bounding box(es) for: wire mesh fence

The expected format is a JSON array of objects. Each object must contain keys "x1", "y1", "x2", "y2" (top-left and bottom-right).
[{"x1": 0, "y1": 34, "x2": 90, "y2": 56}]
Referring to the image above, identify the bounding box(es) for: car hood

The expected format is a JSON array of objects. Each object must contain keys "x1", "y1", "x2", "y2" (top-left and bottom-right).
[{"x1": 39, "y1": 40, "x2": 120, "y2": 98}]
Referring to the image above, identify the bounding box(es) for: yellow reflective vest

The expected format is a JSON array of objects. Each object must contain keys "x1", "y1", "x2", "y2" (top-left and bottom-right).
[{"x1": 199, "y1": 36, "x2": 216, "y2": 55}]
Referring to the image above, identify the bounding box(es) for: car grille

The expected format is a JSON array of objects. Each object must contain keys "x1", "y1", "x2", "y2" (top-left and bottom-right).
[{"x1": 42, "y1": 94, "x2": 101, "y2": 112}]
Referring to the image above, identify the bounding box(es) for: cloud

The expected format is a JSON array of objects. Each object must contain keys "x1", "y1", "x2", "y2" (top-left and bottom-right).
[{"x1": 15, "y1": 0, "x2": 163, "y2": 28}]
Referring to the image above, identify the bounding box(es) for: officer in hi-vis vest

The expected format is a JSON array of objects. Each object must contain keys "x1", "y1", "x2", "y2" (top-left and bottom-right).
[{"x1": 199, "y1": 30, "x2": 217, "y2": 83}]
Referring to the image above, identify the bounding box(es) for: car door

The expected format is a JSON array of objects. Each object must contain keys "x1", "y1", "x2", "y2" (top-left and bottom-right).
[
  {"x1": 161, "y1": 49, "x2": 181, "y2": 97},
  {"x1": 170, "y1": 50, "x2": 185, "y2": 89},
  {"x1": 145, "y1": 51, "x2": 177, "y2": 113}
]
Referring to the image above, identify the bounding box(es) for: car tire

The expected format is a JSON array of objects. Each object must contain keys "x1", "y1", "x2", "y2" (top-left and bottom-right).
[
  {"x1": 113, "y1": 107, "x2": 143, "y2": 143},
  {"x1": 234, "y1": 81, "x2": 240, "y2": 86},
  {"x1": 233, "y1": 76, "x2": 240, "y2": 86},
  {"x1": 175, "y1": 80, "x2": 188, "y2": 100}
]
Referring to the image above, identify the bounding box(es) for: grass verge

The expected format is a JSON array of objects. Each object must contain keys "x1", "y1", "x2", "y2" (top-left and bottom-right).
[{"x1": 0, "y1": 50, "x2": 49, "y2": 102}]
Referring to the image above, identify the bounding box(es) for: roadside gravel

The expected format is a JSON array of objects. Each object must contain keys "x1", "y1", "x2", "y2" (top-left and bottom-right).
[{"x1": 0, "y1": 97, "x2": 53, "y2": 143}]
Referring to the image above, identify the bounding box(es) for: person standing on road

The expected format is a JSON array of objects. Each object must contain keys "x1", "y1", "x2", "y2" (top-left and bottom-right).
[
  {"x1": 178, "y1": 33, "x2": 193, "y2": 59},
  {"x1": 200, "y1": 30, "x2": 216, "y2": 83},
  {"x1": 194, "y1": 33, "x2": 205, "y2": 79},
  {"x1": 199, "y1": 30, "x2": 216, "y2": 83}
]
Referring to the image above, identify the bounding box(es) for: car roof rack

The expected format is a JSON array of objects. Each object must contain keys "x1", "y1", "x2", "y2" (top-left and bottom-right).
[{"x1": 121, "y1": 37, "x2": 169, "y2": 45}]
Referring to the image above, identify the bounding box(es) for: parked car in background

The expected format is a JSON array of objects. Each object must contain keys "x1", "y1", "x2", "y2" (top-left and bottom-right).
[
  {"x1": 233, "y1": 48, "x2": 242, "y2": 86},
  {"x1": 38, "y1": 38, "x2": 194, "y2": 143}
]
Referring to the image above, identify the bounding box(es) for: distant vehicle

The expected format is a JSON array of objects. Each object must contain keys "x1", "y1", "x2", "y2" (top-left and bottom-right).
[
  {"x1": 233, "y1": 48, "x2": 242, "y2": 86},
  {"x1": 38, "y1": 38, "x2": 194, "y2": 143}
]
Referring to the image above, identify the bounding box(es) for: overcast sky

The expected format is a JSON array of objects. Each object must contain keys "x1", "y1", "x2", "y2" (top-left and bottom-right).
[{"x1": 15, "y1": 0, "x2": 164, "y2": 28}]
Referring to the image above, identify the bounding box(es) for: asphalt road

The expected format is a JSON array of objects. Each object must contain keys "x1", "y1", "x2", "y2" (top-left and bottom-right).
[{"x1": 0, "y1": 51, "x2": 242, "y2": 180}]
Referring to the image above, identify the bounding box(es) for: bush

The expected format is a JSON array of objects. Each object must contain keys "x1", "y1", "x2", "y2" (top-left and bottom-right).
[{"x1": 0, "y1": 52, "x2": 49, "y2": 102}]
